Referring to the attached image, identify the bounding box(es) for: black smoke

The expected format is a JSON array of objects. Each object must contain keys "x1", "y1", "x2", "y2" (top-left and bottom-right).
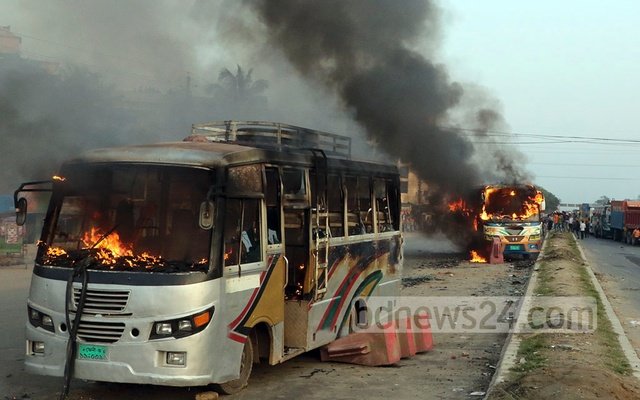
[
  {"x1": 0, "y1": 61, "x2": 136, "y2": 193},
  {"x1": 248, "y1": 0, "x2": 529, "y2": 196}
]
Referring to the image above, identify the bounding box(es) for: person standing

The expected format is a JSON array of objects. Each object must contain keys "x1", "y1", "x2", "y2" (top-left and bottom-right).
[{"x1": 579, "y1": 220, "x2": 586, "y2": 239}]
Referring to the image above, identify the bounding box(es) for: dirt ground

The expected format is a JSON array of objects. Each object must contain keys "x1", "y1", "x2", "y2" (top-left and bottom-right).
[
  {"x1": 490, "y1": 233, "x2": 640, "y2": 400},
  {"x1": 393, "y1": 235, "x2": 532, "y2": 399}
]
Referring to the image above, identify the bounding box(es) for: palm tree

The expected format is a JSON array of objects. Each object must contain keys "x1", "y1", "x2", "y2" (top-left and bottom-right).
[{"x1": 211, "y1": 65, "x2": 268, "y2": 107}]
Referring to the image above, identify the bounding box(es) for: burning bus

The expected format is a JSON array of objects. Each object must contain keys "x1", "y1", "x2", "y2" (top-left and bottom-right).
[
  {"x1": 14, "y1": 121, "x2": 404, "y2": 394},
  {"x1": 476, "y1": 184, "x2": 546, "y2": 260}
]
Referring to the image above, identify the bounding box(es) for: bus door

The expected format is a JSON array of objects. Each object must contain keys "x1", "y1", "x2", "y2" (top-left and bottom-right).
[
  {"x1": 223, "y1": 165, "x2": 285, "y2": 362},
  {"x1": 281, "y1": 167, "x2": 312, "y2": 351}
]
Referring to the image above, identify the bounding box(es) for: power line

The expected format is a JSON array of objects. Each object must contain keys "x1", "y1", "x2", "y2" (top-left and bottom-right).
[
  {"x1": 531, "y1": 162, "x2": 640, "y2": 168},
  {"x1": 451, "y1": 126, "x2": 640, "y2": 144},
  {"x1": 536, "y1": 175, "x2": 640, "y2": 181}
]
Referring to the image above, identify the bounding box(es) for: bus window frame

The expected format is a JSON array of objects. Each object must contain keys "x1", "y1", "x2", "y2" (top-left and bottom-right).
[
  {"x1": 264, "y1": 165, "x2": 284, "y2": 251},
  {"x1": 222, "y1": 195, "x2": 266, "y2": 277}
]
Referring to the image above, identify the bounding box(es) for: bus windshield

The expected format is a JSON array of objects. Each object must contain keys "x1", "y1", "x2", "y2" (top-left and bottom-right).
[
  {"x1": 481, "y1": 187, "x2": 542, "y2": 223},
  {"x1": 39, "y1": 164, "x2": 213, "y2": 273}
]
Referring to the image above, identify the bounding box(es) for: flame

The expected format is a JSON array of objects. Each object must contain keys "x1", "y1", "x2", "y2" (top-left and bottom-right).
[
  {"x1": 480, "y1": 186, "x2": 544, "y2": 221},
  {"x1": 47, "y1": 247, "x2": 67, "y2": 257},
  {"x1": 470, "y1": 250, "x2": 487, "y2": 263},
  {"x1": 448, "y1": 199, "x2": 465, "y2": 212},
  {"x1": 82, "y1": 227, "x2": 133, "y2": 261},
  {"x1": 76, "y1": 227, "x2": 162, "y2": 267},
  {"x1": 43, "y1": 227, "x2": 205, "y2": 270},
  {"x1": 52, "y1": 175, "x2": 66, "y2": 181}
]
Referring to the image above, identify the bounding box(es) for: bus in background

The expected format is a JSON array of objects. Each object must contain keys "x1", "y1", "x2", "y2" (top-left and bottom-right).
[
  {"x1": 477, "y1": 184, "x2": 546, "y2": 260},
  {"x1": 15, "y1": 121, "x2": 402, "y2": 395}
]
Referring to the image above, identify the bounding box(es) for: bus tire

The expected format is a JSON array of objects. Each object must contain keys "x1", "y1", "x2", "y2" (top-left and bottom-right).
[{"x1": 217, "y1": 338, "x2": 254, "y2": 395}]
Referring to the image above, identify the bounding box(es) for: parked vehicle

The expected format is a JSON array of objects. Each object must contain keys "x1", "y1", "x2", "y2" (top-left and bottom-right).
[
  {"x1": 14, "y1": 121, "x2": 403, "y2": 393},
  {"x1": 610, "y1": 200, "x2": 640, "y2": 244}
]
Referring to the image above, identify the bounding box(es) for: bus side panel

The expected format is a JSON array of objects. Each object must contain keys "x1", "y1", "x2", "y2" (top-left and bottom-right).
[
  {"x1": 309, "y1": 233, "x2": 402, "y2": 347},
  {"x1": 221, "y1": 254, "x2": 285, "y2": 377}
]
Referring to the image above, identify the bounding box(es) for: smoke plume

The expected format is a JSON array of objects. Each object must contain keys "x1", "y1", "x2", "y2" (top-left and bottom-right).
[
  {"x1": 248, "y1": 0, "x2": 529, "y2": 196},
  {"x1": 1, "y1": 0, "x2": 531, "y2": 210}
]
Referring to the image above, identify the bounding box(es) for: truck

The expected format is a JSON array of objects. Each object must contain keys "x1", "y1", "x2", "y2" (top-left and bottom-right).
[
  {"x1": 610, "y1": 200, "x2": 640, "y2": 244},
  {"x1": 590, "y1": 204, "x2": 612, "y2": 239}
]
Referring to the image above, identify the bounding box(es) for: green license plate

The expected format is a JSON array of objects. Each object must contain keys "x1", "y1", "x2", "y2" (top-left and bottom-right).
[
  {"x1": 507, "y1": 245, "x2": 522, "y2": 250},
  {"x1": 78, "y1": 344, "x2": 109, "y2": 361}
]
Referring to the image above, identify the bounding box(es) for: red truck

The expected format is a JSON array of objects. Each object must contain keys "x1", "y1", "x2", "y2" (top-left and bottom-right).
[{"x1": 610, "y1": 200, "x2": 640, "y2": 245}]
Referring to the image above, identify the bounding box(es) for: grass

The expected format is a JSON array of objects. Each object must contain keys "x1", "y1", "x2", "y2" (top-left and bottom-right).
[
  {"x1": 533, "y1": 260, "x2": 553, "y2": 296},
  {"x1": 515, "y1": 231, "x2": 631, "y2": 375},
  {"x1": 511, "y1": 334, "x2": 547, "y2": 373},
  {"x1": 495, "y1": 230, "x2": 633, "y2": 398}
]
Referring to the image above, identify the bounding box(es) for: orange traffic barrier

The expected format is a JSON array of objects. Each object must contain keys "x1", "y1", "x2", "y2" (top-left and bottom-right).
[
  {"x1": 489, "y1": 236, "x2": 504, "y2": 264},
  {"x1": 320, "y1": 320, "x2": 401, "y2": 366},
  {"x1": 396, "y1": 316, "x2": 417, "y2": 358},
  {"x1": 412, "y1": 312, "x2": 434, "y2": 353}
]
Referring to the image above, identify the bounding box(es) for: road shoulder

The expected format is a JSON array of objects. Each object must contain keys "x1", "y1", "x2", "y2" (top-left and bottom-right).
[{"x1": 487, "y1": 232, "x2": 640, "y2": 399}]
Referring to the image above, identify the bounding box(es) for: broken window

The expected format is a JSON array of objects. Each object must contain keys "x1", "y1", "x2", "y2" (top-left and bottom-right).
[
  {"x1": 224, "y1": 198, "x2": 262, "y2": 267},
  {"x1": 374, "y1": 179, "x2": 393, "y2": 232},
  {"x1": 358, "y1": 176, "x2": 373, "y2": 233},
  {"x1": 282, "y1": 168, "x2": 307, "y2": 200},
  {"x1": 265, "y1": 167, "x2": 281, "y2": 245},
  {"x1": 228, "y1": 164, "x2": 263, "y2": 194},
  {"x1": 42, "y1": 165, "x2": 212, "y2": 272},
  {"x1": 327, "y1": 174, "x2": 344, "y2": 237}
]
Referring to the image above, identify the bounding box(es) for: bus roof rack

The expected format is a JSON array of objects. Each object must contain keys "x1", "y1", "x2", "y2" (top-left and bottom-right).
[{"x1": 188, "y1": 120, "x2": 352, "y2": 159}]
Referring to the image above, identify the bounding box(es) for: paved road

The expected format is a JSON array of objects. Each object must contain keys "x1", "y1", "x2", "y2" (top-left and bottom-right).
[{"x1": 580, "y1": 235, "x2": 640, "y2": 355}]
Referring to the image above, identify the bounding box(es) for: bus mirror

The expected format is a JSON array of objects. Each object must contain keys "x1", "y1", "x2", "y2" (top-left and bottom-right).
[
  {"x1": 540, "y1": 199, "x2": 546, "y2": 212},
  {"x1": 16, "y1": 197, "x2": 27, "y2": 226},
  {"x1": 199, "y1": 201, "x2": 214, "y2": 230}
]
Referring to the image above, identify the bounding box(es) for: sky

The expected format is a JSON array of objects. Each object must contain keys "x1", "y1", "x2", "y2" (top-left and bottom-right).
[
  {"x1": 440, "y1": 0, "x2": 640, "y2": 203},
  {"x1": 2, "y1": 0, "x2": 639, "y2": 204}
]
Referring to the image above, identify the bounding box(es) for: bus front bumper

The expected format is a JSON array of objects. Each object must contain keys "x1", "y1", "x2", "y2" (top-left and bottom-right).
[
  {"x1": 502, "y1": 242, "x2": 541, "y2": 255},
  {"x1": 24, "y1": 324, "x2": 222, "y2": 387}
]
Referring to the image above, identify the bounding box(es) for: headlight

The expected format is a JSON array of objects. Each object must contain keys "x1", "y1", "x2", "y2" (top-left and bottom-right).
[
  {"x1": 529, "y1": 234, "x2": 541, "y2": 241},
  {"x1": 27, "y1": 306, "x2": 55, "y2": 333},
  {"x1": 150, "y1": 307, "x2": 214, "y2": 340}
]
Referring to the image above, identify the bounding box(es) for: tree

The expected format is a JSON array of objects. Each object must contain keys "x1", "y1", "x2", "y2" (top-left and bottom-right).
[
  {"x1": 209, "y1": 65, "x2": 268, "y2": 109},
  {"x1": 594, "y1": 195, "x2": 610, "y2": 205}
]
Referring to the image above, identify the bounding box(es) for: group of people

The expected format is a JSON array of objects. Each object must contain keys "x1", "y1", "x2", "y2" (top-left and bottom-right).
[{"x1": 545, "y1": 211, "x2": 589, "y2": 239}]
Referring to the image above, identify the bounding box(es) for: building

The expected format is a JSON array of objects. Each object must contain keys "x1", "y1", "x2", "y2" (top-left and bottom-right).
[
  {"x1": 0, "y1": 26, "x2": 21, "y2": 55},
  {"x1": 0, "y1": 26, "x2": 58, "y2": 73}
]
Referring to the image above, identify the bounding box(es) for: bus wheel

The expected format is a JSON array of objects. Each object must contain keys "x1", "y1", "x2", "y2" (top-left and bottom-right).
[{"x1": 217, "y1": 338, "x2": 254, "y2": 395}]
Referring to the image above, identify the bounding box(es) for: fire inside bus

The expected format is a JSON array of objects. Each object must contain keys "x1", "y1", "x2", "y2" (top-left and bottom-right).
[
  {"x1": 15, "y1": 121, "x2": 403, "y2": 394},
  {"x1": 477, "y1": 184, "x2": 545, "y2": 260}
]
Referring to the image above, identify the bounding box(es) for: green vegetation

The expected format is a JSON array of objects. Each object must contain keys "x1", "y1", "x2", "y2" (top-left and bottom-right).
[
  {"x1": 511, "y1": 334, "x2": 547, "y2": 373},
  {"x1": 516, "y1": 231, "x2": 631, "y2": 375},
  {"x1": 533, "y1": 259, "x2": 553, "y2": 296}
]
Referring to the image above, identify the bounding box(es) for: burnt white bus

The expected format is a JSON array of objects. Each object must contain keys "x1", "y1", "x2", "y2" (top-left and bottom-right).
[{"x1": 16, "y1": 121, "x2": 402, "y2": 394}]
